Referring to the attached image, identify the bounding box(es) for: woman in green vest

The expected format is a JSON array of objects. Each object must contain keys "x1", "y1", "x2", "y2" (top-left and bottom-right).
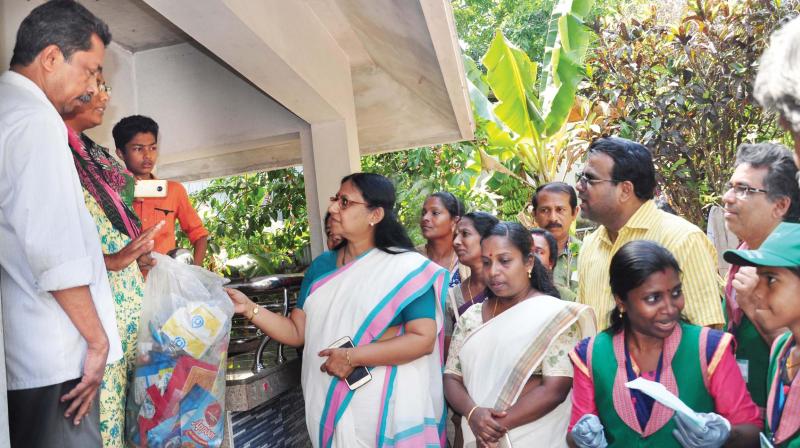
[
  {"x1": 568, "y1": 240, "x2": 761, "y2": 447},
  {"x1": 724, "y1": 222, "x2": 800, "y2": 447}
]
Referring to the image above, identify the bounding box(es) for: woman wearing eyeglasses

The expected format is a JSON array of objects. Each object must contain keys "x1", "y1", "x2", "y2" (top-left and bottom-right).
[
  {"x1": 62, "y1": 73, "x2": 162, "y2": 448},
  {"x1": 227, "y1": 173, "x2": 449, "y2": 447},
  {"x1": 724, "y1": 223, "x2": 800, "y2": 447}
]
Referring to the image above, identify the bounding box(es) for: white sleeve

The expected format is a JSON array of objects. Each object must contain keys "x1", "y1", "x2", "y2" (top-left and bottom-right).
[{"x1": 1, "y1": 113, "x2": 93, "y2": 291}]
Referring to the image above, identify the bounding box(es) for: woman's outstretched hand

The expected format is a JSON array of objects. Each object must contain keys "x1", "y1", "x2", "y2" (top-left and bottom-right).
[
  {"x1": 225, "y1": 288, "x2": 256, "y2": 316},
  {"x1": 105, "y1": 221, "x2": 164, "y2": 272}
]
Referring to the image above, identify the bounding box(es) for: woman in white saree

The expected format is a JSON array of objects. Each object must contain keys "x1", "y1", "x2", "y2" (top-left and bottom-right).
[
  {"x1": 227, "y1": 173, "x2": 449, "y2": 448},
  {"x1": 444, "y1": 222, "x2": 596, "y2": 448}
]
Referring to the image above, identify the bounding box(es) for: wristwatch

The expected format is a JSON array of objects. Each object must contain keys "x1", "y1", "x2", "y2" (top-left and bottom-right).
[{"x1": 249, "y1": 305, "x2": 260, "y2": 320}]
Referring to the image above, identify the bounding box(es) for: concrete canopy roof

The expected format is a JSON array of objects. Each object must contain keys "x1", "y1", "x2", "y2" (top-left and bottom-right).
[
  {"x1": 87, "y1": 0, "x2": 473, "y2": 161},
  {"x1": 308, "y1": 0, "x2": 475, "y2": 154}
]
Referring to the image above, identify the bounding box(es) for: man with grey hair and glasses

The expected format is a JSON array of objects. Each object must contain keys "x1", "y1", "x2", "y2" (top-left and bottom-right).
[
  {"x1": 721, "y1": 142, "x2": 800, "y2": 412},
  {"x1": 754, "y1": 15, "x2": 800, "y2": 170}
]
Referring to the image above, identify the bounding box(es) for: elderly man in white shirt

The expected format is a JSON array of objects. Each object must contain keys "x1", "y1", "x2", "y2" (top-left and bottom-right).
[{"x1": 0, "y1": 2, "x2": 122, "y2": 447}]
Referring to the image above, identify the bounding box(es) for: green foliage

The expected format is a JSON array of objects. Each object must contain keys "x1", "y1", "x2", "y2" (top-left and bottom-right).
[
  {"x1": 362, "y1": 143, "x2": 503, "y2": 245},
  {"x1": 182, "y1": 168, "x2": 309, "y2": 277},
  {"x1": 467, "y1": 0, "x2": 597, "y2": 189},
  {"x1": 585, "y1": 0, "x2": 797, "y2": 225},
  {"x1": 453, "y1": 0, "x2": 557, "y2": 64},
  {"x1": 452, "y1": 0, "x2": 649, "y2": 64}
]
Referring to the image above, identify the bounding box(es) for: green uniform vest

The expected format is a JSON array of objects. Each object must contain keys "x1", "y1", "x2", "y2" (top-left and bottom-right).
[
  {"x1": 729, "y1": 310, "x2": 770, "y2": 407},
  {"x1": 592, "y1": 323, "x2": 715, "y2": 447},
  {"x1": 766, "y1": 332, "x2": 800, "y2": 448}
]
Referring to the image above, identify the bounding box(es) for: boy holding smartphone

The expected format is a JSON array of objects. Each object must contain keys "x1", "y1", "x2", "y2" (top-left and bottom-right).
[{"x1": 112, "y1": 115, "x2": 208, "y2": 265}]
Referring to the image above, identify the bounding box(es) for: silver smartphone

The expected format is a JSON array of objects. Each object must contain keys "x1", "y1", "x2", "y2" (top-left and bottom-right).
[
  {"x1": 134, "y1": 179, "x2": 168, "y2": 198},
  {"x1": 328, "y1": 336, "x2": 372, "y2": 390}
]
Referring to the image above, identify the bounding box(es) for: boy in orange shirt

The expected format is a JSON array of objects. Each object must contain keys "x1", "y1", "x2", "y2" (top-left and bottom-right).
[{"x1": 112, "y1": 115, "x2": 208, "y2": 265}]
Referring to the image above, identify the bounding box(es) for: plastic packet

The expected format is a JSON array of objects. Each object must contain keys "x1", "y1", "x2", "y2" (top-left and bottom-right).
[{"x1": 127, "y1": 253, "x2": 233, "y2": 447}]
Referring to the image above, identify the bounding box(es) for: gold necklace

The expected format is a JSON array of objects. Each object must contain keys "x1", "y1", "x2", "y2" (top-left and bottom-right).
[
  {"x1": 492, "y1": 289, "x2": 535, "y2": 319},
  {"x1": 787, "y1": 348, "x2": 800, "y2": 370},
  {"x1": 426, "y1": 244, "x2": 457, "y2": 271},
  {"x1": 466, "y1": 277, "x2": 474, "y2": 301}
]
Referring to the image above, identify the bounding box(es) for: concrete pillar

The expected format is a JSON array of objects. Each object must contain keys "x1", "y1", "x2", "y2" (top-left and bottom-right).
[
  {"x1": 303, "y1": 120, "x2": 361, "y2": 258},
  {"x1": 300, "y1": 128, "x2": 323, "y2": 258}
]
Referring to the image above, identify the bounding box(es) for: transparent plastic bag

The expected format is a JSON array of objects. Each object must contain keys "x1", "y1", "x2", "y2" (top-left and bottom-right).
[{"x1": 127, "y1": 253, "x2": 233, "y2": 448}]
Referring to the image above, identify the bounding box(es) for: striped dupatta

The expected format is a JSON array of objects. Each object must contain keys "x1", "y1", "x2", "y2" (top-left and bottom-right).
[
  {"x1": 301, "y1": 249, "x2": 449, "y2": 448},
  {"x1": 458, "y1": 296, "x2": 596, "y2": 447}
]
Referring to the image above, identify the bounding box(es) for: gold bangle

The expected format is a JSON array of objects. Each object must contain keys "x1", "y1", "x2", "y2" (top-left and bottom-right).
[
  {"x1": 248, "y1": 305, "x2": 260, "y2": 320},
  {"x1": 346, "y1": 348, "x2": 352, "y2": 367},
  {"x1": 466, "y1": 405, "x2": 479, "y2": 423}
]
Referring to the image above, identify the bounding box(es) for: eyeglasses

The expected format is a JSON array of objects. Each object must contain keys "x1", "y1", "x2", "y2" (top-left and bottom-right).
[
  {"x1": 330, "y1": 194, "x2": 367, "y2": 210},
  {"x1": 576, "y1": 171, "x2": 618, "y2": 186},
  {"x1": 98, "y1": 83, "x2": 112, "y2": 94},
  {"x1": 724, "y1": 182, "x2": 769, "y2": 199}
]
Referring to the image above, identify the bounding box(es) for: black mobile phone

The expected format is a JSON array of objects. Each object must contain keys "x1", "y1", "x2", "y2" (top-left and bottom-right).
[{"x1": 329, "y1": 336, "x2": 372, "y2": 390}]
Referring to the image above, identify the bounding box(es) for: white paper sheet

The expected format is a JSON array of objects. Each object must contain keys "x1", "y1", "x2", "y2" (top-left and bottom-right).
[{"x1": 625, "y1": 377, "x2": 706, "y2": 427}]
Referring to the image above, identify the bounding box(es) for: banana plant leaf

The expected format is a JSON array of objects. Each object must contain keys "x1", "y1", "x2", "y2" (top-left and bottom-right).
[
  {"x1": 540, "y1": 0, "x2": 594, "y2": 92},
  {"x1": 463, "y1": 54, "x2": 490, "y2": 97},
  {"x1": 482, "y1": 31, "x2": 543, "y2": 141},
  {"x1": 539, "y1": 0, "x2": 595, "y2": 134}
]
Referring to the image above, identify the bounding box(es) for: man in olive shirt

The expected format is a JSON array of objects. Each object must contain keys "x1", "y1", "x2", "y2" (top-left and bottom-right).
[{"x1": 532, "y1": 182, "x2": 581, "y2": 301}]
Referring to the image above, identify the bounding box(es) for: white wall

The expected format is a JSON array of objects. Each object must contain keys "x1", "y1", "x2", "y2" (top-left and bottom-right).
[
  {"x1": 1, "y1": 0, "x2": 326, "y2": 257},
  {"x1": 0, "y1": 0, "x2": 45, "y2": 67},
  {"x1": 85, "y1": 43, "x2": 137, "y2": 149},
  {"x1": 83, "y1": 41, "x2": 310, "y2": 174},
  {"x1": 1, "y1": 1, "x2": 309, "y2": 171},
  {"x1": 132, "y1": 42, "x2": 308, "y2": 164}
]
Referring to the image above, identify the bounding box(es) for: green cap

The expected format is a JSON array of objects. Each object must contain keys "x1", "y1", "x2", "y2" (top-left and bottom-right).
[{"x1": 724, "y1": 222, "x2": 800, "y2": 267}]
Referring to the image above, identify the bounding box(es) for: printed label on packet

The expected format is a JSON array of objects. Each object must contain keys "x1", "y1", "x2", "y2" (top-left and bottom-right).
[
  {"x1": 162, "y1": 303, "x2": 226, "y2": 359},
  {"x1": 133, "y1": 352, "x2": 175, "y2": 404},
  {"x1": 180, "y1": 385, "x2": 224, "y2": 447}
]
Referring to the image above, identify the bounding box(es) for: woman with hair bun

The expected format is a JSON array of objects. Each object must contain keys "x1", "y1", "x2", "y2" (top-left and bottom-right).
[
  {"x1": 444, "y1": 222, "x2": 596, "y2": 447},
  {"x1": 228, "y1": 173, "x2": 449, "y2": 447},
  {"x1": 418, "y1": 192, "x2": 469, "y2": 348},
  {"x1": 452, "y1": 211, "x2": 499, "y2": 318}
]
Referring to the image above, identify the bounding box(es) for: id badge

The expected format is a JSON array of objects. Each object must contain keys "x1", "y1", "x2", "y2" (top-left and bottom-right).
[{"x1": 737, "y1": 359, "x2": 749, "y2": 383}]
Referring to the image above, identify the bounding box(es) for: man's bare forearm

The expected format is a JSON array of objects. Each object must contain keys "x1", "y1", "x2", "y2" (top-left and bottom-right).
[
  {"x1": 51, "y1": 285, "x2": 109, "y2": 350},
  {"x1": 193, "y1": 236, "x2": 208, "y2": 266}
]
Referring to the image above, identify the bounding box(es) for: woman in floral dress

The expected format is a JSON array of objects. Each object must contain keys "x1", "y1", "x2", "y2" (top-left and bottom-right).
[{"x1": 63, "y1": 73, "x2": 161, "y2": 447}]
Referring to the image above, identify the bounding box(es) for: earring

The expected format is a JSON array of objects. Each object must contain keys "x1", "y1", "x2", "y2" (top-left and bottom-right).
[
  {"x1": 369, "y1": 222, "x2": 374, "y2": 227},
  {"x1": 527, "y1": 271, "x2": 532, "y2": 279},
  {"x1": 618, "y1": 309, "x2": 624, "y2": 319}
]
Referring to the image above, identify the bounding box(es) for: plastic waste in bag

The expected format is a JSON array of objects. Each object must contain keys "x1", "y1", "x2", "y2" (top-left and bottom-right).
[{"x1": 127, "y1": 253, "x2": 233, "y2": 448}]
